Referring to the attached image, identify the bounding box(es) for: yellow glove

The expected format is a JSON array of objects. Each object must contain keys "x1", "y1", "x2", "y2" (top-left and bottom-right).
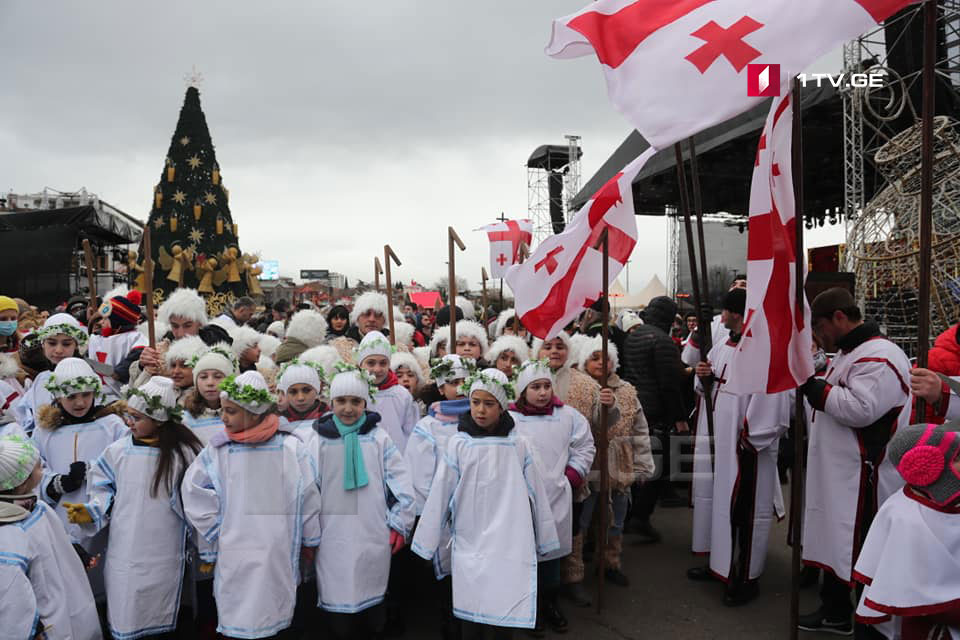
[
  {"x1": 199, "y1": 562, "x2": 215, "y2": 575},
  {"x1": 63, "y1": 502, "x2": 92, "y2": 524}
]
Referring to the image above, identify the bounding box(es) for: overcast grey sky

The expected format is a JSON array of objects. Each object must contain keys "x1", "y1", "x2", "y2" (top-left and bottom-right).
[{"x1": 0, "y1": 1, "x2": 843, "y2": 293}]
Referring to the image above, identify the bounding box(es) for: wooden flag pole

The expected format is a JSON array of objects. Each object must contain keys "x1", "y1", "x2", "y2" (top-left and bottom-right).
[
  {"x1": 595, "y1": 228, "x2": 611, "y2": 614},
  {"x1": 81, "y1": 239, "x2": 98, "y2": 315},
  {"x1": 675, "y1": 145, "x2": 716, "y2": 460},
  {"x1": 374, "y1": 257, "x2": 384, "y2": 292},
  {"x1": 384, "y1": 245, "x2": 401, "y2": 346},
  {"x1": 687, "y1": 137, "x2": 714, "y2": 356},
  {"x1": 448, "y1": 227, "x2": 466, "y2": 350},
  {"x1": 142, "y1": 226, "x2": 156, "y2": 349},
  {"x1": 481, "y1": 268, "x2": 489, "y2": 324},
  {"x1": 916, "y1": 0, "x2": 937, "y2": 417}
]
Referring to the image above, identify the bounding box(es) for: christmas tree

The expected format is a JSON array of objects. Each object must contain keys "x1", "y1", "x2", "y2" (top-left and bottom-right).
[{"x1": 134, "y1": 85, "x2": 261, "y2": 315}]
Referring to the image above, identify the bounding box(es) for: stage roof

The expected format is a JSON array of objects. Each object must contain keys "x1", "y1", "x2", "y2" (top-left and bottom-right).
[{"x1": 0, "y1": 205, "x2": 143, "y2": 244}]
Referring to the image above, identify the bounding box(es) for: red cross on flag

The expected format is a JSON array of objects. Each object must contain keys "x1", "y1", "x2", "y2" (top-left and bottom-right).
[
  {"x1": 547, "y1": 0, "x2": 916, "y2": 148},
  {"x1": 477, "y1": 219, "x2": 534, "y2": 278},
  {"x1": 505, "y1": 149, "x2": 653, "y2": 339},
  {"x1": 725, "y1": 91, "x2": 813, "y2": 394}
]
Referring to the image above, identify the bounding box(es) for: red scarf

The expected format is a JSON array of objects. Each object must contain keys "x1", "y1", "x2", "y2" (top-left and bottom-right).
[
  {"x1": 227, "y1": 413, "x2": 280, "y2": 444},
  {"x1": 378, "y1": 370, "x2": 399, "y2": 391},
  {"x1": 509, "y1": 396, "x2": 564, "y2": 416}
]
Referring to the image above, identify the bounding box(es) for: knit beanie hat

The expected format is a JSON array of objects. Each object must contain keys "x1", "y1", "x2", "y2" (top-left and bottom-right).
[
  {"x1": 723, "y1": 288, "x2": 747, "y2": 316},
  {"x1": 277, "y1": 359, "x2": 325, "y2": 393},
  {"x1": 300, "y1": 345, "x2": 343, "y2": 379},
  {"x1": 576, "y1": 335, "x2": 620, "y2": 372},
  {"x1": 125, "y1": 376, "x2": 183, "y2": 422},
  {"x1": 158, "y1": 288, "x2": 208, "y2": 325},
  {"x1": 464, "y1": 368, "x2": 514, "y2": 410},
  {"x1": 165, "y1": 335, "x2": 207, "y2": 368},
  {"x1": 102, "y1": 290, "x2": 142, "y2": 328},
  {"x1": 349, "y1": 292, "x2": 389, "y2": 325},
  {"x1": 44, "y1": 357, "x2": 101, "y2": 398},
  {"x1": 431, "y1": 354, "x2": 473, "y2": 387},
  {"x1": 219, "y1": 371, "x2": 276, "y2": 415},
  {"x1": 0, "y1": 435, "x2": 39, "y2": 491},
  {"x1": 515, "y1": 359, "x2": 555, "y2": 395},
  {"x1": 329, "y1": 366, "x2": 377, "y2": 405},
  {"x1": 285, "y1": 310, "x2": 328, "y2": 348},
  {"x1": 33, "y1": 313, "x2": 89, "y2": 352},
  {"x1": 486, "y1": 335, "x2": 530, "y2": 366},
  {"x1": 888, "y1": 420, "x2": 960, "y2": 506},
  {"x1": 391, "y1": 352, "x2": 425, "y2": 386},
  {"x1": 619, "y1": 311, "x2": 642, "y2": 332},
  {"x1": 190, "y1": 343, "x2": 239, "y2": 383},
  {"x1": 448, "y1": 320, "x2": 489, "y2": 353},
  {"x1": 0, "y1": 296, "x2": 18, "y2": 315},
  {"x1": 356, "y1": 331, "x2": 394, "y2": 365}
]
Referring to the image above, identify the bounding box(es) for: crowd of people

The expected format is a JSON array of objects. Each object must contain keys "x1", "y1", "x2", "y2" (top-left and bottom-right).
[{"x1": 0, "y1": 279, "x2": 957, "y2": 640}]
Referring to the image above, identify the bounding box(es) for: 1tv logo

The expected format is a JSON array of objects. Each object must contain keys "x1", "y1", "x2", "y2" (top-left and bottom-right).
[{"x1": 747, "y1": 64, "x2": 781, "y2": 97}]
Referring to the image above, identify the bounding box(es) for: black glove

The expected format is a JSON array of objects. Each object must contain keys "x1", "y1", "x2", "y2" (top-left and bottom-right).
[
  {"x1": 60, "y1": 462, "x2": 87, "y2": 494},
  {"x1": 800, "y1": 376, "x2": 829, "y2": 411}
]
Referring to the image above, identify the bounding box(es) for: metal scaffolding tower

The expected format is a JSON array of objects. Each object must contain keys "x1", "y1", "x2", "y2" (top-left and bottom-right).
[{"x1": 527, "y1": 138, "x2": 583, "y2": 245}]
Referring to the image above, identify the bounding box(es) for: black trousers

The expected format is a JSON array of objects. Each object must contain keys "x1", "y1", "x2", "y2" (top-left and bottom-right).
[
  {"x1": 326, "y1": 603, "x2": 387, "y2": 640},
  {"x1": 632, "y1": 423, "x2": 672, "y2": 520}
]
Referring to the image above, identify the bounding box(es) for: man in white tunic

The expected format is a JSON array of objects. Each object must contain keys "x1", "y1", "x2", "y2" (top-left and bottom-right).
[
  {"x1": 688, "y1": 288, "x2": 789, "y2": 607},
  {"x1": 797, "y1": 288, "x2": 911, "y2": 635}
]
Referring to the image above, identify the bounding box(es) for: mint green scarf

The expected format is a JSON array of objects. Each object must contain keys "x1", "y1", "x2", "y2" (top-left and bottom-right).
[{"x1": 332, "y1": 414, "x2": 369, "y2": 490}]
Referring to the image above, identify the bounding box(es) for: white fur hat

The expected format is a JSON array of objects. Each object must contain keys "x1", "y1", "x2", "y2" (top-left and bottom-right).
[
  {"x1": 356, "y1": 330, "x2": 393, "y2": 365},
  {"x1": 429, "y1": 325, "x2": 450, "y2": 359},
  {"x1": 266, "y1": 320, "x2": 286, "y2": 338},
  {"x1": 467, "y1": 368, "x2": 513, "y2": 410},
  {"x1": 494, "y1": 309, "x2": 524, "y2": 338},
  {"x1": 412, "y1": 346, "x2": 431, "y2": 369},
  {"x1": 567, "y1": 334, "x2": 591, "y2": 370},
  {"x1": 102, "y1": 285, "x2": 130, "y2": 303},
  {"x1": 531, "y1": 331, "x2": 573, "y2": 368},
  {"x1": 164, "y1": 335, "x2": 207, "y2": 368},
  {"x1": 577, "y1": 335, "x2": 620, "y2": 372},
  {"x1": 285, "y1": 310, "x2": 328, "y2": 348},
  {"x1": 448, "y1": 320, "x2": 489, "y2": 353},
  {"x1": 277, "y1": 360, "x2": 324, "y2": 393},
  {"x1": 300, "y1": 345, "x2": 342, "y2": 379},
  {"x1": 258, "y1": 334, "x2": 281, "y2": 360},
  {"x1": 190, "y1": 343, "x2": 238, "y2": 383},
  {"x1": 0, "y1": 435, "x2": 40, "y2": 491},
  {"x1": 158, "y1": 288, "x2": 208, "y2": 326},
  {"x1": 0, "y1": 353, "x2": 20, "y2": 380},
  {"x1": 350, "y1": 292, "x2": 388, "y2": 325},
  {"x1": 431, "y1": 354, "x2": 472, "y2": 387},
  {"x1": 455, "y1": 296, "x2": 476, "y2": 321},
  {"x1": 391, "y1": 352, "x2": 424, "y2": 386},
  {"x1": 219, "y1": 370, "x2": 276, "y2": 414},
  {"x1": 329, "y1": 368, "x2": 377, "y2": 404},
  {"x1": 393, "y1": 321, "x2": 415, "y2": 348},
  {"x1": 140, "y1": 320, "x2": 169, "y2": 341},
  {"x1": 515, "y1": 359, "x2": 555, "y2": 395},
  {"x1": 44, "y1": 357, "x2": 101, "y2": 398},
  {"x1": 486, "y1": 335, "x2": 530, "y2": 366},
  {"x1": 125, "y1": 376, "x2": 182, "y2": 422},
  {"x1": 230, "y1": 326, "x2": 262, "y2": 359}
]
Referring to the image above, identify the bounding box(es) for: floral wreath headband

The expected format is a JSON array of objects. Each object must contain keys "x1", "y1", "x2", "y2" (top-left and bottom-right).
[
  {"x1": 123, "y1": 386, "x2": 184, "y2": 423},
  {"x1": 277, "y1": 357, "x2": 328, "y2": 385},
  {"x1": 512, "y1": 358, "x2": 553, "y2": 379},
  {"x1": 332, "y1": 361, "x2": 380, "y2": 400},
  {"x1": 187, "y1": 345, "x2": 239, "y2": 372},
  {"x1": 429, "y1": 356, "x2": 477, "y2": 383},
  {"x1": 353, "y1": 337, "x2": 396, "y2": 359},
  {"x1": 44, "y1": 373, "x2": 102, "y2": 398},
  {"x1": 218, "y1": 375, "x2": 276, "y2": 408},
  {"x1": 459, "y1": 370, "x2": 516, "y2": 402},
  {"x1": 27, "y1": 324, "x2": 89, "y2": 350}
]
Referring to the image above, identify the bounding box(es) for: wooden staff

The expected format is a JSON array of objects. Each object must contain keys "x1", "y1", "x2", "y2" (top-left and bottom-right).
[
  {"x1": 384, "y1": 245, "x2": 401, "y2": 345},
  {"x1": 916, "y1": 0, "x2": 937, "y2": 416},
  {"x1": 374, "y1": 257, "x2": 384, "y2": 292},
  {"x1": 481, "y1": 267, "x2": 489, "y2": 324},
  {"x1": 789, "y1": 78, "x2": 807, "y2": 640},
  {"x1": 81, "y1": 239, "x2": 97, "y2": 314},
  {"x1": 448, "y1": 227, "x2": 465, "y2": 349},
  {"x1": 142, "y1": 226, "x2": 156, "y2": 348},
  {"x1": 595, "y1": 228, "x2": 611, "y2": 613},
  {"x1": 687, "y1": 136, "x2": 714, "y2": 357}
]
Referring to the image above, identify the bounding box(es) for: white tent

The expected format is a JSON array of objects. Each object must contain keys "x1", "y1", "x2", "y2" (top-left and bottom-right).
[{"x1": 608, "y1": 275, "x2": 668, "y2": 311}]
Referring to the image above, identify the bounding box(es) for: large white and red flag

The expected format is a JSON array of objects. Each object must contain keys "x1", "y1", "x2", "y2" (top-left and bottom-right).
[
  {"x1": 546, "y1": 0, "x2": 915, "y2": 148},
  {"x1": 476, "y1": 219, "x2": 534, "y2": 279},
  {"x1": 725, "y1": 90, "x2": 813, "y2": 394},
  {"x1": 505, "y1": 149, "x2": 655, "y2": 339}
]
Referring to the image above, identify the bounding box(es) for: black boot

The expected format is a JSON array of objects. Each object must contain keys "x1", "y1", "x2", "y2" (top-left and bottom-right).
[
  {"x1": 686, "y1": 565, "x2": 714, "y2": 582},
  {"x1": 723, "y1": 579, "x2": 759, "y2": 607},
  {"x1": 543, "y1": 596, "x2": 568, "y2": 634}
]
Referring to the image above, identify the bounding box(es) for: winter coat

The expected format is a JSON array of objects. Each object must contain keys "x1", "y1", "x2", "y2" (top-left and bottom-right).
[{"x1": 274, "y1": 336, "x2": 310, "y2": 365}]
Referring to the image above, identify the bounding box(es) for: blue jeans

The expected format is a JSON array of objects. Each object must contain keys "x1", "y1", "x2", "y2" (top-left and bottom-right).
[{"x1": 580, "y1": 489, "x2": 629, "y2": 537}]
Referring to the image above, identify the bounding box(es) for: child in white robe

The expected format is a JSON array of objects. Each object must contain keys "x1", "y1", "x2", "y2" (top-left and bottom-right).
[
  {"x1": 311, "y1": 366, "x2": 416, "y2": 639},
  {"x1": 64, "y1": 376, "x2": 203, "y2": 639},
  {"x1": 277, "y1": 358, "x2": 328, "y2": 450},
  {"x1": 181, "y1": 371, "x2": 321, "y2": 640},
  {"x1": 391, "y1": 351, "x2": 426, "y2": 417},
  {"x1": 182, "y1": 343, "x2": 237, "y2": 446},
  {"x1": 0, "y1": 435, "x2": 102, "y2": 640},
  {"x1": 508, "y1": 360, "x2": 595, "y2": 635},
  {"x1": 356, "y1": 331, "x2": 420, "y2": 453},
  {"x1": 413, "y1": 368, "x2": 559, "y2": 638}
]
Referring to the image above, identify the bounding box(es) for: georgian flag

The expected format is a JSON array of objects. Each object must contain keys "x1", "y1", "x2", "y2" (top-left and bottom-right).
[
  {"x1": 725, "y1": 91, "x2": 814, "y2": 394},
  {"x1": 477, "y1": 219, "x2": 534, "y2": 279},
  {"x1": 546, "y1": 0, "x2": 916, "y2": 148}
]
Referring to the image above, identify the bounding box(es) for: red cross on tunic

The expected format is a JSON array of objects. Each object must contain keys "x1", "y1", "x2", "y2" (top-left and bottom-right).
[{"x1": 685, "y1": 16, "x2": 763, "y2": 73}]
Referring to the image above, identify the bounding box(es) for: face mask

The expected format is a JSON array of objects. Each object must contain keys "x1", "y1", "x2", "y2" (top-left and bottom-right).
[
  {"x1": 813, "y1": 349, "x2": 828, "y2": 372},
  {"x1": 0, "y1": 321, "x2": 17, "y2": 336}
]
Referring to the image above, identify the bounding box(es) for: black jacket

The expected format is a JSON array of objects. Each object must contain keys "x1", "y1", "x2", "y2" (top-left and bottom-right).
[{"x1": 619, "y1": 296, "x2": 687, "y2": 425}]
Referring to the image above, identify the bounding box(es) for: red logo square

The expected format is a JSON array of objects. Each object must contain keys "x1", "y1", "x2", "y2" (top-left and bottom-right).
[{"x1": 747, "y1": 64, "x2": 781, "y2": 97}]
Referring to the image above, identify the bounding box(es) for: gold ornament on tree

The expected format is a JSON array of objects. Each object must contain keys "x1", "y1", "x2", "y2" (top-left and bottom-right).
[
  {"x1": 154, "y1": 186, "x2": 163, "y2": 209},
  {"x1": 197, "y1": 257, "x2": 218, "y2": 293},
  {"x1": 127, "y1": 250, "x2": 146, "y2": 291},
  {"x1": 218, "y1": 246, "x2": 242, "y2": 283},
  {"x1": 193, "y1": 200, "x2": 202, "y2": 222},
  {"x1": 158, "y1": 244, "x2": 195, "y2": 286},
  {"x1": 169, "y1": 214, "x2": 178, "y2": 232},
  {"x1": 242, "y1": 253, "x2": 263, "y2": 295},
  {"x1": 212, "y1": 163, "x2": 220, "y2": 185},
  {"x1": 166, "y1": 160, "x2": 175, "y2": 182},
  {"x1": 216, "y1": 217, "x2": 223, "y2": 235}
]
